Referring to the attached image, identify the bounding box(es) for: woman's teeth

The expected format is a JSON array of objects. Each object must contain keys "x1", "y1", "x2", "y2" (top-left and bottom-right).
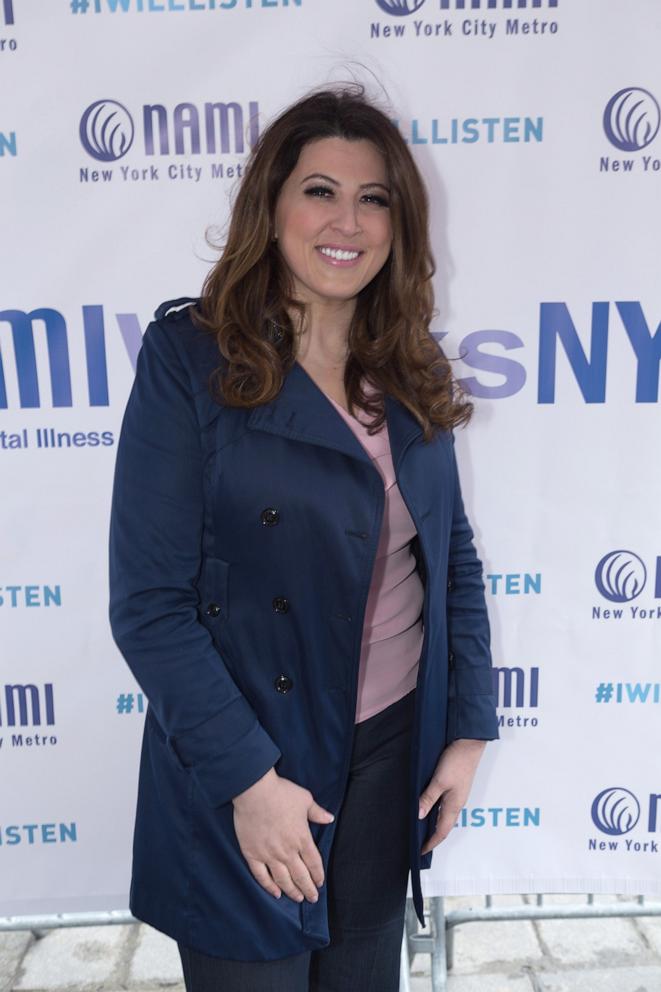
[{"x1": 318, "y1": 247, "x2": 360, "y2": 261}]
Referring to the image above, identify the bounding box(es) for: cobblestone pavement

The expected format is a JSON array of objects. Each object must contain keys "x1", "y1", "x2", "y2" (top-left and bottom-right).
[{"x1": 2, "y1": 895, "x2": 661, "y2": 992}]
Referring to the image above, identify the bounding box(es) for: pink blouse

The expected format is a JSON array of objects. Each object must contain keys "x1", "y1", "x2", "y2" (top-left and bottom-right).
[{"x1": 326, "y1": 390, "x2": 424, "y2": 723}]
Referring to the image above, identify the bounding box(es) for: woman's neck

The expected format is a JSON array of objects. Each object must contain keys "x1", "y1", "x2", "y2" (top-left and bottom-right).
[
  {"x1": 291, "y1": 299, "x2": 354, "y2": 367},
  {"x1": 291, "y1": 300, "x2": 355, "y2": 407}
]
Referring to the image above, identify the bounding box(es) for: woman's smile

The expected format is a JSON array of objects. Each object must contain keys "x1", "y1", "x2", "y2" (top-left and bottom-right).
[{"x1": 315, "y1": 244, "x2": 364, "y2": 266}]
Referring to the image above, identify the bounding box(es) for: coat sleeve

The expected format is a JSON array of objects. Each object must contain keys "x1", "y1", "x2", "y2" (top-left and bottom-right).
[
  {"x1": 444, "y1": 433, "x2": 500, "y2": 744},
  {"x1": 108, "y1": 318, "x2": 282, "y2": 808}
]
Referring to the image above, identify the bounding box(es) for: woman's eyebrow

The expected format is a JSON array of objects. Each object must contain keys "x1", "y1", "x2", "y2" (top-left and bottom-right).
[
  {"x1": 300, "y1": 172, "x2": 339, "y2": 186},
  {"x1": 300, "y1": 172, "x2": 390, "y2": 193}
]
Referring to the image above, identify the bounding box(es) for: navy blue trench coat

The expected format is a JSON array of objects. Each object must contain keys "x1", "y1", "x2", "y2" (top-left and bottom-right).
[{"x1": 108, "y1": 297, "x2": 499, "y2": 962}]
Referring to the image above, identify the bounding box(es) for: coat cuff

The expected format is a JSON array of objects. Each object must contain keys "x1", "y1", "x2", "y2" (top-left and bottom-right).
[
  {"x1": 166, "y1": 694, "x2": 282, "y2": 807},
  {"x1": 446, "y1": 690, "x2": 500, "y2": 743}
]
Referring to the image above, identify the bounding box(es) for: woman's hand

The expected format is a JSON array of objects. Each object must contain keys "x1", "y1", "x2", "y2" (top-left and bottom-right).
[
  {"x1": 418, "y1": 739, "x2": 487, "y2": 855},
  {"x1": 232, "y1": 768, "x2": 335, "y2": 903}
]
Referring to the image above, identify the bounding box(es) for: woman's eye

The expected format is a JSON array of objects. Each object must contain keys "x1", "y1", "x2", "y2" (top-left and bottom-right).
[
  {"x1": 362, "y1": 193, "x2": 390, "y2": 208},
  {"x1": 302, "y1": 187, "x2": 390, "y2": 207},
  {"x1": 304, "y1": 186, "x2": 334, "y2": 198}
]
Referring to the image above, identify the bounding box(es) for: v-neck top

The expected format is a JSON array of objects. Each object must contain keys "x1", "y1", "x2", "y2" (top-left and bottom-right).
[{"x1": 325, "y1": 387, "x2": 424, "y2": 723}]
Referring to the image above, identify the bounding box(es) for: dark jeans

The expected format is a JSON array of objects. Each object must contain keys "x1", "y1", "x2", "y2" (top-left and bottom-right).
[{"x1": 177, "y1": 687, "x2": 416, "y2": 992}]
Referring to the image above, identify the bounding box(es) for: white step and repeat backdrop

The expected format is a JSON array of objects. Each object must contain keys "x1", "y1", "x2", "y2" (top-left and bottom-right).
[{"x1": 1, "y1": 0, "x2": 660, "y2": 916}]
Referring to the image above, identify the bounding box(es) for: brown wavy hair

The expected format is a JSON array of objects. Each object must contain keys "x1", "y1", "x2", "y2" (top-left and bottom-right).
[{"x1": 192, "y1": 84, "x2": 472, "y2": 441}]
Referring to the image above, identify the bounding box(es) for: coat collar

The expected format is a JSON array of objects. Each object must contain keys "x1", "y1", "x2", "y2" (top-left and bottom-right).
[{"x1": 247, "y1": 360, "x2": 424, "y2": 470}]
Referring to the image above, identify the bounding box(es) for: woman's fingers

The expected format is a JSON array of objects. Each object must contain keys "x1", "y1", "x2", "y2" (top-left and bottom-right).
[
  {"x1": 267, "y1": 857, "x2": 319, "y2": 903},
  {"x1": 418, "y1": 738, "x2": 487, "y2": 851},
  {"x1": 286, "y1": 853, "x2": 320, "y2": 903},
  {"x1": 232, "y1": 772, "x2": 333, "y2": 902},
  {"x1": 307, "y1": 800, "x2": 335, "y2": 824},
  {"x1": 267, "y1": 861, "x2": 303, "y2": 902},
  {"x1": 299, "y1": 833, "x2": 325, "y2": 888},
  {"x1": 262, "y1": 841, "x2": 324, "y2": 902},
  {"x1": 247, "y1": 858, "x2": 282, "y2": 899},
  {"x1": 247, "y1": 855, "x2": 313, "y2": 904},
  {"x1": 420, "y1": 794, "x2": 463, "y2": 855},
  {"x1": 418, "y1": 776, "x2": 443, "y2": 819}
]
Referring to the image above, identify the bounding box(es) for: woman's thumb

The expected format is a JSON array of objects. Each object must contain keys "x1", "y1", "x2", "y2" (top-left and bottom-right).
[{"x1": 307, "y1": 801, "x2": 335, "y2": 824}]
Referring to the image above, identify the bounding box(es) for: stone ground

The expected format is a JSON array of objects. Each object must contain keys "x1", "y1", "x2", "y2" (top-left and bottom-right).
[{"x1": 2, "y1": 895, "x2": 661, "y2": 992}]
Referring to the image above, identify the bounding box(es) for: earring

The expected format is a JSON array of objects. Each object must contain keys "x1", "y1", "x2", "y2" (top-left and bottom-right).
[{"x1": 267, "y1": 320, "x2": 284, "y2": 343}]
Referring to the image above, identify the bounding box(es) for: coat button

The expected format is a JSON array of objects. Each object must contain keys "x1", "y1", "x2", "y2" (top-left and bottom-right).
[
  {"x1": 205, "y1": 603, "x2": 222, "y2": 618},
  {"x1": 261, "y1": 507, "x2": 280, "y2": 526},
  {"x1": 447, "y1": 577, "x2": 454, "y2": 592},
  {"x1": 448, "y1": 650, "x2": 455, "y2": 667},
  {"x1": 272, "y1": 596, "x2": 289, "y2": 614},
  {"x1": 274, "y1": 674, "x2": 293, "y2": 694}
]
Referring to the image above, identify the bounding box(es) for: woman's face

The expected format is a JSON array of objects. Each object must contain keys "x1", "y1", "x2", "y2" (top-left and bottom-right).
[{"x1": 273, "y1": 137, "x2": 393, "y2": 310}]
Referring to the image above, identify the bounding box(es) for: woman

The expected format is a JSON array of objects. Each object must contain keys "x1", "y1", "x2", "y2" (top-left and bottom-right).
[{"x1": 109, "y1": 86, "x2": 499, "y2": 992}]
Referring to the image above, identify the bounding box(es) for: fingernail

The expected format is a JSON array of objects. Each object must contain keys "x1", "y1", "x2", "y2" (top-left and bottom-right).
[{"x1": 418, "y1": 806, "x2": 425, "y2": 819}]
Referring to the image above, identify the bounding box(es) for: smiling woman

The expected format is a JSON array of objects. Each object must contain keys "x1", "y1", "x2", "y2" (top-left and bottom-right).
[
  {"x1": 109, "y1": 83, "x2": 498, "y2": 992},
  {"x1": 192, "y1": 86, "x2": 472, "y2": 437}
]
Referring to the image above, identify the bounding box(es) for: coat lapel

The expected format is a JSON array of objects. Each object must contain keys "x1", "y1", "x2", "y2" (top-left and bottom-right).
[{"x1": 246, "y1": 360, "x2": 424, "y2": 469}]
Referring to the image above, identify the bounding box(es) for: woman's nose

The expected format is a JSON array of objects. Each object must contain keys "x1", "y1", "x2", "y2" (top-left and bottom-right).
[{"x1": 329, "y1": 198, "x2": 362, "y2": 237}]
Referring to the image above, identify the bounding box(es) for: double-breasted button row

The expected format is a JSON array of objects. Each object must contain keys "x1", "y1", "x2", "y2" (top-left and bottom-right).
[
  {"x1": 274, "y1": 674, "x2": 293, "y2": 694},
  {"x1": 254, "y1": 511, "x2": 292, "y2": 690}
]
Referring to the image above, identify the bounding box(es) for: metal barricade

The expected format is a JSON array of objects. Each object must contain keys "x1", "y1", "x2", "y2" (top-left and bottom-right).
[
  {"x1": 404, "y1": 894, "x2": 661, "y2": 992},
  {"x1": 3, "y1": 895, "x2": 661, "y2": 992}
]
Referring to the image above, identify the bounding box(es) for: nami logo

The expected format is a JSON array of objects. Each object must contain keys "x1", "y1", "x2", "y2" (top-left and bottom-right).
[
  {"x1": 80, "y1": 99, "x2": 134, "y2": 163},
  {"x1": 603, "y1": 88, "x2": 660, "y2": 153},
  {"x1": 78, "y1": 96, "x2": 259, "y2": 184},
  {"x1": 595, "y1": 550, "x2": 647, "y2": 603},
  {"x1": 593, "y1": 551, "x2": 661, "y2": 622},
  {"x1": 600, "y1": 87, "x2": 661, "y2": 175},
  {"x1": 591, "y1": 787, "x2": 640, "y2": 836},
  {"x1": 589, "y1": 786, "x2": 660, "y2": 855}
]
